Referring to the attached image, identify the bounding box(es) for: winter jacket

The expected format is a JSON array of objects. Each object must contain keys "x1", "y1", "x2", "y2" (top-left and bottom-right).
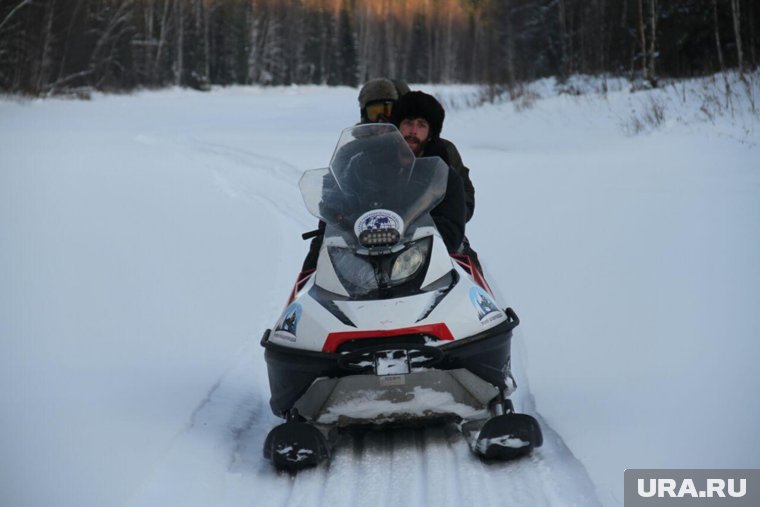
[
  {"x1": 440, "y1": 138, "x2": 475, "y2": 222},
  {"x1": 430, "y1": 163, "x2": 466, "y2": 252},
  {"x1": 414, "y1": 137, "x2": 466, "y2": 251}
]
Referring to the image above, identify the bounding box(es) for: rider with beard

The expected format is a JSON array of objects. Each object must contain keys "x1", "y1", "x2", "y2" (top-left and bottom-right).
[
  {"x1": 390, "y1": 91, "x2": 482, "y2": 273},
  {"x1": 388, "y1": 91, "x2": 466, "y2": 255}
]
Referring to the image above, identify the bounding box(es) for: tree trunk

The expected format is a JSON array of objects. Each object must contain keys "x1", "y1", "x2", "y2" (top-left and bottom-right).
[
  {"x1": 749, "y1": 0, "x2": 757, "y2": 68},
  {"x1": 637, "y1": 0, "x2": 648, "y2": 81},
  {"x1": 504, "y1": 0, "x2": 516, "y2": 90},
  {"x1": 558, "y1": 0, "x2": 569, "y2": 80},
  {"x1": 53, "y1": 0, "x2": 86, "y2": 92},
  {"x1": 712, "y1": 0, "x2": 726, "y2": 72},
  {"x1": 175, "y1": 0, "x2": 183, "y2": 85},
  {"x1": 153, "y1": 0, "x2": 172, "y2": 84},
  {"x1": 648, "y1": 0, "x2": 657, "y2": 86},
  {"x1": 35, "y1": 0, "x2": 57, "y2": 94},
  {"x1": 730, "y1": 0, "x2": 744, "y2": 76},
  {"x1": 142, "y1": 0, "x2": 155, "y2": 82}
]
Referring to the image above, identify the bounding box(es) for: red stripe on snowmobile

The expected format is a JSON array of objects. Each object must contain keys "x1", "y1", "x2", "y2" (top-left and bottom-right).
[
  {"x1": 288, "y1": 269, "x2": 315, "y2": 305},
  {"x1": 322, "y1": 323, "x2": 455, "y2": 353},
  {"x1": 450, "y1": 254, "x2": 493, "y2": 296}
]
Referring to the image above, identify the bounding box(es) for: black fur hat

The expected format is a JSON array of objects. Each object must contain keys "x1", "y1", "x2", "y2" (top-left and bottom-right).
[{"x1": 391, "y1": 91, "x2": 445, "y2": 139}]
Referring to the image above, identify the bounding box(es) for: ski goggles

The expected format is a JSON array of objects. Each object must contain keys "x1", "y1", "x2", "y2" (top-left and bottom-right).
[{"x1": 364, "y1": 100, "x2": 395, "y2": 122}]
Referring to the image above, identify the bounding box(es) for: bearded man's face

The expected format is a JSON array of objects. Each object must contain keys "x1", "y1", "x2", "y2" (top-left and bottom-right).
[{"x1": 398, "y1": 117, "x2": 431, "y2": 156}]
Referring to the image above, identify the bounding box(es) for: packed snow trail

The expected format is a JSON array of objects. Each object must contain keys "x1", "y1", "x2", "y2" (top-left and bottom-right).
[{"x1": 127, "y1": 339, "x2": 601, "y2": 507}]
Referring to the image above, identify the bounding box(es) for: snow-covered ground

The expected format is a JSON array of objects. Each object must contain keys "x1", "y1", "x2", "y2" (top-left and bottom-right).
[{"x1": 1, "y1": 75, "x2": 758, "y2": 507}]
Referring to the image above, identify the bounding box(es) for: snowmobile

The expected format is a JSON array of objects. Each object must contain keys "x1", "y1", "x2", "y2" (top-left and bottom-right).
[{"x1": 261, "y1": 124, "x2": 542, "y2": 471}]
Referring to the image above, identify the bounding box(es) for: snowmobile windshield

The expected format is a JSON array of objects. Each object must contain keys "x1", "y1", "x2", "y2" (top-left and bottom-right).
[{"x1": 299, "y1": 123, "x2": 449, "y2": 249}]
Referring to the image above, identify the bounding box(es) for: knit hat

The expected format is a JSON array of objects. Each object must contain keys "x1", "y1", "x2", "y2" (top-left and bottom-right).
[
  {"x1": 390, "y1": 91, "x2": 445, "y2": 139},
  {"x1": 358, "y1": 78, "x2": 399, "y2": 110}
]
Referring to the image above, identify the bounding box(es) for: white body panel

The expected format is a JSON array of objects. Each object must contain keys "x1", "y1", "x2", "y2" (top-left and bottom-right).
[{"x1": 271, "y1": 229, "x2": 507, "y2": 352}]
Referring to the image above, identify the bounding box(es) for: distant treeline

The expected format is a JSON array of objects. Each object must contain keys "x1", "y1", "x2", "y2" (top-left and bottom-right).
[{"x1": 0, "y1": 0, "x2": 758, "y2": 95}]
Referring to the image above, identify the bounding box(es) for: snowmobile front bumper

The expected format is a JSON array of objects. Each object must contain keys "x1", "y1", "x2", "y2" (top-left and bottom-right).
[{"x1": 261, "y1": 310, "x2": 519, "y2": 418}]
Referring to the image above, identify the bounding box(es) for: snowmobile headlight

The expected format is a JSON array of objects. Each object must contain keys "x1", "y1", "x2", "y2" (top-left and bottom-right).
[
  {"x1": 359, "y1": 228, "x2": 400, "y2": 248},
  {"x1": 391, "y1": 244, "x2": 425, "y2": 282}
]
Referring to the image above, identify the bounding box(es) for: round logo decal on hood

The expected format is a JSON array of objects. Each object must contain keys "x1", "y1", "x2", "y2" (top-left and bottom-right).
[{"x1": 354, "y1": 209, "x2": 404, "y2": 237}]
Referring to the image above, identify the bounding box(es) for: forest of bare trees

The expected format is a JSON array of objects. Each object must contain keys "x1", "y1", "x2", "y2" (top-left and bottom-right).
[{"x1": 0, "y1": 0, "x2": 758, "y2": 95}]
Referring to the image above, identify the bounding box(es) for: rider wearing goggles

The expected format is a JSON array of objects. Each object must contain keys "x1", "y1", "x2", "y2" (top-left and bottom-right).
[
  {"x1": 363, "y1": 100, "x2": 395, "y2": 123},
  {"x1": 358, "y1": 78, "x2": 403, "y2": 124}
]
